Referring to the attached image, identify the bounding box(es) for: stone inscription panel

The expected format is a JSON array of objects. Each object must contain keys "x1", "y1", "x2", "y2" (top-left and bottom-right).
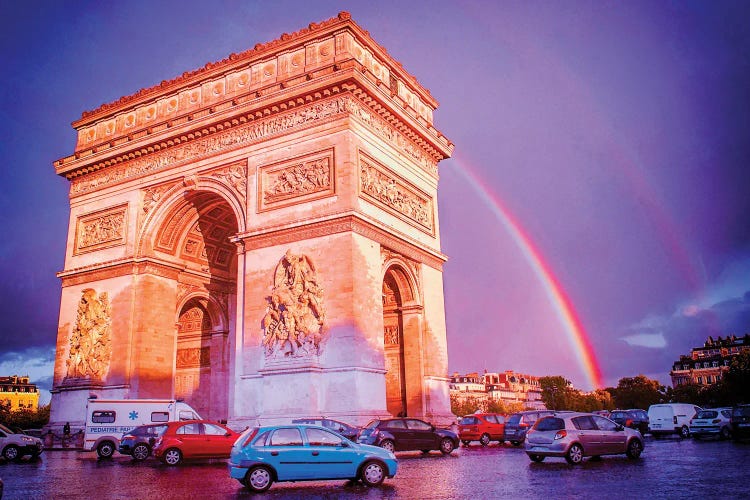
[
  {"x1": 258, "y1": 148, "x2": 335, "y2": 212},
  {"x1": 358, "y1": 152, "x2": 434, "y2": 235},
  {"x1": 74, "y1": 203, "x2": 128, "y2": 254}
]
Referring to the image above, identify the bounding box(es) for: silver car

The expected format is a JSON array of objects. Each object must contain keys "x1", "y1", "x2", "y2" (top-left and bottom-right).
[{"x1": 525, "y1": 413, "x2": 644, "y2": 464}]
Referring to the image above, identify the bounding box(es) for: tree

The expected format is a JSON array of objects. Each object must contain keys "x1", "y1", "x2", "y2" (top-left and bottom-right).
[
  {"x1": 724, "y1": 350, "x2": 750, "y2": 404},
  {"x1": 610, "y1": 375, "x2": 664, "y2": 409},
  {"x1": 539, "y1": 376, "x2": 574, "y2": 410},
  {"x1": 0, "y1": 403, "x2": 50, "y2": 430},
  {"x1": 450, "y1": 393, "x2": 483, "y2": 417}
]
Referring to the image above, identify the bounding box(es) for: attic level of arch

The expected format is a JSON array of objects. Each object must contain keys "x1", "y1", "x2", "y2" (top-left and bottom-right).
[{"x1": 55, "y1": 64, "x2": 453, "y2": 186}]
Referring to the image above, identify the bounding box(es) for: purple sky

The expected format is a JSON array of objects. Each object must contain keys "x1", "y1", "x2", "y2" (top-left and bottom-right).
[{"x1": 1, "y1": 1, "x2": 749, "y2": 402}]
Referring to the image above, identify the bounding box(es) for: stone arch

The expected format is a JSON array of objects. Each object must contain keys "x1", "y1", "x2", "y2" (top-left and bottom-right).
[
  {"x1": 136, "y1": 180, "x2": 242, "y2": 422},
  {"x1": 382, "y1": 259, "x2": 425, "y2": 418},
  {"x1": 136, "y1": 175, "x2": 246, "y2": 258}
]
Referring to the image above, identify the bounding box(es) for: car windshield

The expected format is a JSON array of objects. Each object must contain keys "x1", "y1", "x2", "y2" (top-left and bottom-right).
[
  {"x1": 507, "y1": 414, "x2": 522, "y2": 425},
  {"x1": 534, "y1": 417, "x2": 565, "y2": 431},
  {"x1": 696, "y1": 410, "x2": 718, "y2": 419}
]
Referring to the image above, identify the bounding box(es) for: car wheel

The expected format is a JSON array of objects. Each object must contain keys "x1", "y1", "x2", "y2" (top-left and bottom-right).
[
  {"x1": 720, "y1": 427, "x2": 731, "y2": 440},
  {"x1": 528, "y1": 454, "x2": 545, "y2": 463},
  {"x1": 680, "y1": 426, "x2": 690, "y2": 439},
  {"x1": 626, "y1": 439, "x2": 643, "y2": 459},
  {"x1": 360, "y1": 460, "x2": 385, "y2": 487},
  {"x1": 96, "y1": 441, "x2": 116, "y2": 459},
  {"x1": 461, "y1": 440, "x2": 470, "y2": 446},
  {"x1": 439, "y1": 437, "x2": 455, "y2": 455},
  {"x1": 379, "y1": 439, "x2": 395, "y2": 453},
  {"x1": 132, "y1": 443, "x2": 150, "y2": 461},
  {"x1": 163, "y1": 448, "x2": 182, "y2": 466},
  {"x1": 511, "y1": 440, "x2": 522, "y2": 447},
  {"x1": 2, "y1": 445, "x2": 19, "y2": 461},
  {"x1": 244, "y1": 465, "x2": 274, "y2": 492},
  {"x1": 421, "y1": 449, "x2": 430, "y2": 454},
  {"x1": 565, "y1": 443, "x2": 584, "y2": 465},
  {"x1": 479, "y1": 433, "x2": 491, "y2": 446}
]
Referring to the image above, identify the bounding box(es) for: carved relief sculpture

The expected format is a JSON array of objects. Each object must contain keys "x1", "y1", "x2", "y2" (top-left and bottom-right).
[
  {"x1": 66, "y1": 289, "x2": 112, "y2": 381},
  {"x1": 384, "y1": 325, "x2": 400, "y2": 345},
  {"x1": 261, "y1": 250, "x2": 326, "y2": 358},
  {"x1": 360, "y1": 156, "x2": 433, "y2": 233},
  {"x1": 259, "y1": 149, "x2": 335, "y2": 212},
  {"x1": 74, "y1": 205, "x2": 127, "y2": 254}
]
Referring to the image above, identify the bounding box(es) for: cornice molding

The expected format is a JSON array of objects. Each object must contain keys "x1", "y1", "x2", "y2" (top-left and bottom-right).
[{"x1": 237, "y1": 213, "x2": 445, "y2": 270}]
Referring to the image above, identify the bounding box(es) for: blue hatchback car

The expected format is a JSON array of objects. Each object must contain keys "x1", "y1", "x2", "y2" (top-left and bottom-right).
[{"x1": 228, "y1": 424, "x2": 398, "y2": 492}]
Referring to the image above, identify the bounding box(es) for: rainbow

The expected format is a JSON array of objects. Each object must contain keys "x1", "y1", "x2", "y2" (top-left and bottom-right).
[{"x1": 453, "y1": 159, "x2": 604, "y2": 389}]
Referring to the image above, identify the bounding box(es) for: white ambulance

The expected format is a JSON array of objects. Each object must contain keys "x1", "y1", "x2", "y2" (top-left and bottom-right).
[{"x1": 83, "y1": 398, "x2": 201, "y2": 458}]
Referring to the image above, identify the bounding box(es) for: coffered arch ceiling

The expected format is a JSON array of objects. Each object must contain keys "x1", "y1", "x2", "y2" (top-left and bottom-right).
[{"x1": 153, "y1": 191, "x2": 238, "y2": 280}]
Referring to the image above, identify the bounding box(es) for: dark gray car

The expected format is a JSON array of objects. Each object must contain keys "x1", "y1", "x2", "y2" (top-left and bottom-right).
[
  {"x1": 118, "y1": 424, "x2": 168, "y2": 461},
  {"x1": 503, "y1": 410, "x2": 555, "y2": 445}
]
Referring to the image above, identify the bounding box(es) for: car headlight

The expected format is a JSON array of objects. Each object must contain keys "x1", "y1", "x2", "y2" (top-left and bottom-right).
[{"x1": 22, "y1": 436, "x2": 34, "y2": 443}]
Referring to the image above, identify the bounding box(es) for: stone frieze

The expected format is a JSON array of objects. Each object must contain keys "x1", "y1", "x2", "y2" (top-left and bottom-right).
[
  {"x1": 74, "y1": 204, "x2": 127, "y2": 254},
  {"x1": 66, "y1": 288, "x2": 112, "y2": 381},
  {"x1": 259, "y1": 150, "x2": 334, "y2": 211}
]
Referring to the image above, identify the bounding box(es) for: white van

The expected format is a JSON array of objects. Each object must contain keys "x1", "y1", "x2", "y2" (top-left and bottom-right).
[
  {"x1": 84, "y1": 398, "x2": 201, "y2": 457},
  {"x1": 648, "y1": 403, "x2": 702, "y2": 438}
]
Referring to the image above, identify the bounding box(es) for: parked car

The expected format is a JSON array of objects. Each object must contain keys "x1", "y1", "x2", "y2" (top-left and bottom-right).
[
  {"x1": 503, "y1": 410, "x2": 555, "y2": 445},
  {"x1": 291, "y1": 418, "x2": 359, "y2": 441},
  {"x1": 0, "y1": 423, "x2": 43, "y2": 461},
  {"x1": 525, "y1": 413, "x2": 644, "y2": 464},
  {"x1": 648, "y1": 403, "x2": 702, "y2": 438},
  {"x1": 689, "y1": 408, "x2": 732, "y2": 440},
  {"x1": 608, "y1": 409, "x2": 649, "y2": 435},
  {"x1": 730, "y1": 404, "x2": 750, "y2": 441},
  {"x1": 229, "y1": 424, "x2": 397, "y2": 492},
  {"x1": 152, "y1": 420, "x2": 239, "y2": 465},
  {"x1": 118, "y1": 423, "x2": 168, "y2": 461},
  {"x1": 458, "y1": 413, "x2": 506, "y2": 446},
  {"x1": 357, "y1": 418, "x2": 458, "y2": 455}
]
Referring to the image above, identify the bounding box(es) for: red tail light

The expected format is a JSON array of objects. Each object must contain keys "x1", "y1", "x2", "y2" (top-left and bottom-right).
[
  {"x1": 554, "y1": 430, "x2": 567, "y2": 440},
  {"x1": 625, "y1": 419, "x2": 633, "y2": 427},
  {"x1": 519, "y1": 423, "x2": 529, "y2": 429},
  {"x1": 242, "y1": 428, "x2": 259, "y2": 447}
]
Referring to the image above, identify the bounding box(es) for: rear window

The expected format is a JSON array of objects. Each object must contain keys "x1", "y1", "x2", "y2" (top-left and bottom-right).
[
  {"x1": 610, "y1": 411, "x2": 625, "y2": 419},
  {"x1": 534, "y1": 417, "x2": 565, "y2": 431},
  {"x1": 507, "y1": 414, "x2": 522, "y2": 425},
  {"x1": 696, "y1": 410, "x2": 718, "y2": 419},
  {"x1": 733, "y1": 407, "x2": 750, "y2": 417},
  {"x1": 460, "y1": 417, "x2": 478, "y2": 425}
]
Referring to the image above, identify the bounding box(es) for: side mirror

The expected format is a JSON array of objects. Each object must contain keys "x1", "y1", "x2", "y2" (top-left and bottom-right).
[
  {"x1": 339, "y1": 441, "x2": 350, "y2": 448},
  {"x1": 430, "y1": 425, "x2": 436, "y2": 432},
  {"x1": 225, "y1": 432, "x2": 232, "y2": 437},
  {"x1": 615, "y1": 425, "x2": 624, "y2": 431}
]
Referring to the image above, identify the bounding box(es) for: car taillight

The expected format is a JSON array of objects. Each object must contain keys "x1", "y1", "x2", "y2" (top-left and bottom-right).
[
  {"x1": 519, "y1": 423, "x2": 529, "y2": 429},
  {"x1": 554, "y1": 430, "x2": 567, "y2": 440},
  {"x1": 242, "y1": 428, "x2": 259, "y2": 447},
  {"x1": 625, "y1": 419, "x2": 633, "y2": 427}
]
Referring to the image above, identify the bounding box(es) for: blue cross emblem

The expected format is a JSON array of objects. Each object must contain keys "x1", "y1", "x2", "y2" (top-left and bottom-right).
[{"x1": 129, "y1": 411, "x2": 139, "y2": 420}]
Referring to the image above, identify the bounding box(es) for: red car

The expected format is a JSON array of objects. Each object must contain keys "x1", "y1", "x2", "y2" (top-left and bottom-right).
[
  {"x1": 152, "y1": 420, "x2": 240, "y2": 465},
  {"x1": 458, "y1": 413, "x2": 506, "y2": 446}
]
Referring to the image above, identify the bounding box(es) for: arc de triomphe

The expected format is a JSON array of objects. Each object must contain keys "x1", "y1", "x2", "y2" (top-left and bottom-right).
[{"x1": 50, "y1": 12, "x2": 455, "y2": 429}]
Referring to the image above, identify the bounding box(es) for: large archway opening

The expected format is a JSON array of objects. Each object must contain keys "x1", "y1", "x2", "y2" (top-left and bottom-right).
[
  {"x1": 383, "y1": 269, "x2": 407, "y2": 417},
  {"x1": 152, "y1": 191, "x2": 239, "y2": 422}
]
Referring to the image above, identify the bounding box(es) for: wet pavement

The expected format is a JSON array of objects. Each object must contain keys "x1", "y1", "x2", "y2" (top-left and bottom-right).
[{"x1": 1, "y1": 436, "x2": 748, "y2": 499}]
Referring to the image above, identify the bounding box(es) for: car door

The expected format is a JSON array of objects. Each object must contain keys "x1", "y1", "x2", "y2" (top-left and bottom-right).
[
  {"x1": 571, "y1": 416, "x2": 600, "y2": 455},
  {"x1": 405, "y1": 419, "x2": 437, "y2": 450},
  {"x1": 303, "y1": 427, "x2": 358, "y2": 479},
  {"x1": 265, "y1": 427, "x2": 308, "y2": 480},
  {"x1": 592, "y1": 415, "x2": 627, "y2": 454},
  {"x1": 383, "y1": 420, "x2": 410, "y2": 450},
  {"x1": 202, "y1": 423, "x2": 235, "y2": 457},
  {"x1": 175, "y1": 422, "x2": 205, "y2": 458},
  {"x1": 487, "y1": 415, "x2": 504, "y2": 439}
]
